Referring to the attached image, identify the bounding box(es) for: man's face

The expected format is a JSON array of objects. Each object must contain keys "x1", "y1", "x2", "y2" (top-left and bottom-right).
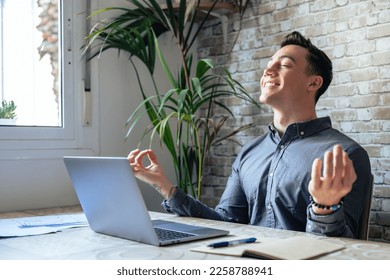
[{"x1": 260, "y1": 45, "x2": 314, "y2": 107}]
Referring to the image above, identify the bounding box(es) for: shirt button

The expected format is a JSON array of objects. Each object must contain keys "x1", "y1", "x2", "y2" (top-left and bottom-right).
[
  {"x1": 280, "y1": 144, "x2": 285, "y2": 149},
  {"x1": 300, "y1": 131, "x2": 305, "y2": 136},
  {"x1": 267, "y1": 204, "x2": 272, "y2": 210},
  {"x1": 269, "y1": 172, "x2": 273, "y2": 177}
]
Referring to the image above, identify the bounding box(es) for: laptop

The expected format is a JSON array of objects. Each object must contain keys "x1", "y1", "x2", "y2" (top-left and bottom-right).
[{"x1": 63, "y1": 156, "x2": 229, "y2": 246}]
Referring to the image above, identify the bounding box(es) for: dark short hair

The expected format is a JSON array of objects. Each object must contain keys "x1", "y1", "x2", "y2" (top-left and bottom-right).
[{"x1": 281, "y1": 31, "x2": 333, "y2": 103}]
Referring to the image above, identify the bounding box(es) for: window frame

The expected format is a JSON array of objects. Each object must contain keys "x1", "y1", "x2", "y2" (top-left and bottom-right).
[{"x1": 0, "y1": 0, "x2": 99, "y2": 160}]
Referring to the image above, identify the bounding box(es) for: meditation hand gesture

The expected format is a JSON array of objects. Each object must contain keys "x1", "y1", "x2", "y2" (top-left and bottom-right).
[
  {"x1": 128, "y1": 149, "x2": 175, "y2": 199},
  {"x1": 308, "y1": 145, "x2": 357, "y2": 215}
]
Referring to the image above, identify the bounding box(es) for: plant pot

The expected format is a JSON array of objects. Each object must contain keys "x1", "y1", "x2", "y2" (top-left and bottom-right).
[{"x1": 0, "y1": 118, "x2": 17, "y2": 126}]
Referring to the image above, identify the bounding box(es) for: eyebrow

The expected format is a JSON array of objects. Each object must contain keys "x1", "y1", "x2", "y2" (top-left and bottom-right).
[{"x1": 270, "y1": 55, "x2": 296, "y2": 63}]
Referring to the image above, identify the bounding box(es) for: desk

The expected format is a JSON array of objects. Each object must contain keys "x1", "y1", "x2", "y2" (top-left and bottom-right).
[{"x1": 1, "y1": 206, "x2": 390, "y2": 260}]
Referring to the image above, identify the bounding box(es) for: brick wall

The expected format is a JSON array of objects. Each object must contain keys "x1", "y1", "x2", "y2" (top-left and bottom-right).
[{"x1": 197, "y1": 0, "x2": 390, "y2": 242}]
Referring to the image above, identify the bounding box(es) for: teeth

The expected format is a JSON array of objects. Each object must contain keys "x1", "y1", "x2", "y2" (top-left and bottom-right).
[{"x1": 265, "y1": 82, "x2": 277, "y2": 86}]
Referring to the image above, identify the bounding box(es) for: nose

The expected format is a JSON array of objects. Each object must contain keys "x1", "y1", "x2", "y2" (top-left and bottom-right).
[
  {"x1": 263, "y1": 68, "x2": 275, "y2": 77},
  {"x1": 263, "y1": 63, "x2": 276, "y2": 77}
]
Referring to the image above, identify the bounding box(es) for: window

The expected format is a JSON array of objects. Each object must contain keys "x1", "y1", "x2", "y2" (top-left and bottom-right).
[
  {"x1": 0, "y1": 0, "x2": 61, "y2": 126},
  {"x1": 0, "y1": 0, "x2": 98, "y2": 159}
]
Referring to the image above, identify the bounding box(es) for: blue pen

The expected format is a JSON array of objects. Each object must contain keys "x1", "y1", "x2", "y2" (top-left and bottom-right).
[{"x1": 207, "y1": 237, "x2": 257, "y2": 248}]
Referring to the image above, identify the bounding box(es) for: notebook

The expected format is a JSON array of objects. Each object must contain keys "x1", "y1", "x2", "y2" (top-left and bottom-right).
[
  {"x1": 63, "y1": 156, "x2": 229, "y2": 246},
  {"x1": 191, "y1": 236, "x2": 345, "y2": 259}
]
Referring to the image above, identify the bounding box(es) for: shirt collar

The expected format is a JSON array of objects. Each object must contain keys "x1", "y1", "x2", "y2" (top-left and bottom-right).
[
  {"x1": 268, "y1": 122, "x2": 277, "y2": 134},
  {"x1": 268, "y1": 116, "x2": 332, "y2": 139}
]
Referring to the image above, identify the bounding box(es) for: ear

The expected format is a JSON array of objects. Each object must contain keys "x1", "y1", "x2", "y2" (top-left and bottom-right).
[{"x1": 307, "y1": 76, "x2": 323, "y2": 92}]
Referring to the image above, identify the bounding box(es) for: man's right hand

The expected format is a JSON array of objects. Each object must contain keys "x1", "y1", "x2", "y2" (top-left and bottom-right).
[{"x1": 127, "y1": 149, "x2": 176, "y2": 199}]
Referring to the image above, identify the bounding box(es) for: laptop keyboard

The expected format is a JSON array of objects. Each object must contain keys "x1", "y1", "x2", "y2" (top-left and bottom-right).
[{"x1": 155, "y1": 227, "x2": 196, "y2": 241}]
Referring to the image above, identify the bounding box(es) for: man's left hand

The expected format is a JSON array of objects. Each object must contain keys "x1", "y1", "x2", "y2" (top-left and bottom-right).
[{"x1": 308, "y1": 144, "x2": 357, "y2": 215}]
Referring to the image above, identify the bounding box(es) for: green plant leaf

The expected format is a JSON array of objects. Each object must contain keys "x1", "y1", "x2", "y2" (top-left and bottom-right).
[{"x1": 0, "y1": 100, "x2": 17, "y2": 119}]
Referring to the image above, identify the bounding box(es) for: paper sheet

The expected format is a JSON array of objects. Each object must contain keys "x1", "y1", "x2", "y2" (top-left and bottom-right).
[{"x1": 0, "y1": 213, "x2": 88, "y2": 238}]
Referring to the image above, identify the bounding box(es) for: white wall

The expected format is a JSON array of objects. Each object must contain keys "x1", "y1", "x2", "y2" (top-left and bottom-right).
[
  {"x1": 95, "y1": 49, "x2": 176, "y2": 213},
  {"x1": 93, "y1": 0, "x2": 180, "y2": 212}
]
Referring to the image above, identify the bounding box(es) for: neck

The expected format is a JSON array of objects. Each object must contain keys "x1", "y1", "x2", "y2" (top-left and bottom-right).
[{"x1": 272, "y1": 108, "x2": 317, "y2": 135}]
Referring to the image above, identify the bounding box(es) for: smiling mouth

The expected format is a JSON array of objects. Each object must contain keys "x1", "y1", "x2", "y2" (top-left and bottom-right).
[{"x1": 263, "y1": 82, "x2": 280, "y2": 87}]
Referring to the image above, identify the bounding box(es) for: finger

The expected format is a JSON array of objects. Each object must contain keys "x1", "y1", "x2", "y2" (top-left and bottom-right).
[
  {"x1": 127, "y1": 149, "x2": 140, "y2": 164},
  {"x1": 309, "y1": 158, "x2": 322, "y2": 193},
  {"x1": 323, "y1": 150, "x2": 334, "y2": 179},
  {"x1": 146, "y1": 149, "x2": 159, "y2": 166},
  {"x1": 127, "y1": 149, "x2": 140, "y2": 159},
  {"x1": 333, "y1": 145, "x2": 343, "y2": 183},
  {"x1": 134, "y1": 149, "x2": 149, "y2": 166}
]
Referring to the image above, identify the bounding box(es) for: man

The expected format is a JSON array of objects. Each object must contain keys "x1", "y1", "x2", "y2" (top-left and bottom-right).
[{"x1": 128, "y1": 31, "x2": 371, "y2": 238}]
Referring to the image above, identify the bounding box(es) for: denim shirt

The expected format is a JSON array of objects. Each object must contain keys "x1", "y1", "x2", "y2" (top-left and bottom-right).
[{"x1": 163, "y1": 117, "x2": 371, "y2": 238}]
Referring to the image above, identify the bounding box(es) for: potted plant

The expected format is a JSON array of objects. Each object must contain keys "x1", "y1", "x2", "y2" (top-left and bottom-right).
[
  {"x1": 83, "y1": 0, "x2": 259, "y2": 199},
  {"x1": 0, "y1": 100, "x2": 17, "y2": 125}
]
